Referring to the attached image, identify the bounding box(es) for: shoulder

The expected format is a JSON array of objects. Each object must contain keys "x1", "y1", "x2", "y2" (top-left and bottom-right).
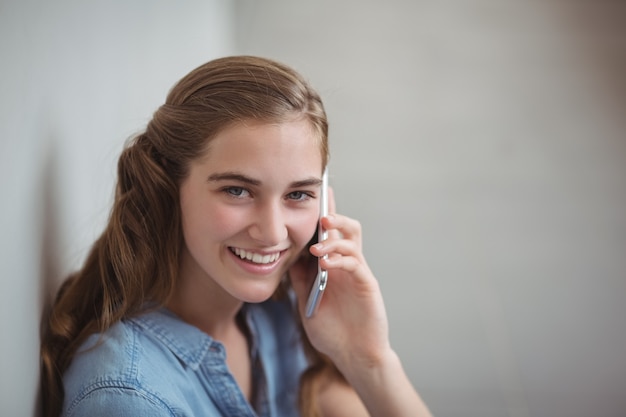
[
  {"x1": 62, "y1": 320, "x2": 177, "y2": 416},
  {"x1": 62, "y1": 385, "x2": 176, "y2": 417},
  {"x1": 62, "y1": 311, "x2": 212, "y2": 417}
]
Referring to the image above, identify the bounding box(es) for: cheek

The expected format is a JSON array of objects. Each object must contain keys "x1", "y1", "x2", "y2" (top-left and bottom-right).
[
  {"x1": 180, "y1": 195, "x2": 246, "y2": 248},
  {"x1": 197, "y1": 204, "x2": 250, "y2": 242},
  {"x1": 292, "y1": 211, "x2": 320, "y2": 250}
]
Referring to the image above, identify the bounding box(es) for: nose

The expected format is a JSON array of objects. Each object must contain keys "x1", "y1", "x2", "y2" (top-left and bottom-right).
[{"x1": 248, "y1": 201, "x2": 288, "y2": 246}]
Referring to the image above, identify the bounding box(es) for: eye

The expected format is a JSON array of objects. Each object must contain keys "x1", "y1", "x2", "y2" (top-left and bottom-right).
[
  {"x1": 223, "y1": 187, "x2": 250, "y2": 198},
  {"x1": 286, "y1": 191, "x2": 313, "y2": 201}
]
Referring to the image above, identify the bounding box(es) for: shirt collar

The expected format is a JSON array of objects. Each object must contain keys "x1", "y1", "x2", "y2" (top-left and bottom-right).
[{"x1": 129, "y1": 308, "x2": 224, "y2": 371}]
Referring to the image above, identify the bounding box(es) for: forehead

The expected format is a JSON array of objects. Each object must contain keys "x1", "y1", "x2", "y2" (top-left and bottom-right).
[{"x1": 196, "y1": 118, "x2": 324, "y2": 176}]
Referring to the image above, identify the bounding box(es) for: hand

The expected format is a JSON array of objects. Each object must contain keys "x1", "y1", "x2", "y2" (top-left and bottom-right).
[
  {"x1": 289, "y1": 188, "x2": 392, "y2": 373},
  {"x1": 290, "y1": 189, "x2": 434, "y2": 417}
]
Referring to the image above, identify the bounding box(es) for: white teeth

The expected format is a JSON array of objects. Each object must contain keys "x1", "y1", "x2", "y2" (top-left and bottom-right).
[{"x1": 232, "y1": 248, "x2": 280, "y2": 264}]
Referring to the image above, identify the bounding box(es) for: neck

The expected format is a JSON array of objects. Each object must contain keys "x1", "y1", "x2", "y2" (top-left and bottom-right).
[{"x1": 167, "y1": 253, "x2": 243, "y2": 339}]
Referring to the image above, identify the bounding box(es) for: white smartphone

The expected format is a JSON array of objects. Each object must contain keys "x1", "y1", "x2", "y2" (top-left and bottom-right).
[{"x1": 305, "y1": 168, "x2": 329, "y2": 318}]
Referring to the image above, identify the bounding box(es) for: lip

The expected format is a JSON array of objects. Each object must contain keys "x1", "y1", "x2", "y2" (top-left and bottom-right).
[{"x1": 227, "y1": 246, "x2": 288, "y2": 275}]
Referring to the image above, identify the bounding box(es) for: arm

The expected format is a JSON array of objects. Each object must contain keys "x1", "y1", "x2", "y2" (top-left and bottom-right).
[
  {"x1": 338, "y1": 349, "x2": 432, "y2": 417},
  {"x1": 290, "y1": 189, "x2": 433, "y2": 417}
]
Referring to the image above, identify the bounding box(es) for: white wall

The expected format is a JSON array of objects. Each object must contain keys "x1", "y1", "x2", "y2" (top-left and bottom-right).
[{"x1": 0, "y1": 1, "x2": 234, "y2": 415}]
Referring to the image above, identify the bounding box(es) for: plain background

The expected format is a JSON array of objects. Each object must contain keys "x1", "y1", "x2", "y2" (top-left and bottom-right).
[{"x1": 1, "y1": 1, "x2": 625, "y2": 416}]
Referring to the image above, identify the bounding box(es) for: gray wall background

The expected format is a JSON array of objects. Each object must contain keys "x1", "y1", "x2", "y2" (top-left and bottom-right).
[
  {"x1": 233, "y1": 2, "x2": 626, "y2": 416},
  {"x1": 2, "y1": 1, "x2": 625, "y2": 416}
]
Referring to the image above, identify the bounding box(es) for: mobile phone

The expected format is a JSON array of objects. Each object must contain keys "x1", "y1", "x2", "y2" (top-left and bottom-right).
[{"x1": 305, "y1": 168, "x2": 329, "y2": 318}]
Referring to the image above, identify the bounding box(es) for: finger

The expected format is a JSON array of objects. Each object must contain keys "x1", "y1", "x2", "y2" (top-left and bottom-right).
[
  {"x1": 323, "y1": 187, "x2": 342, "y2": 241},
  {"x1": 321, "y1": 214, "x2": 362, "y2": 247},
  {"x1": 311, "y1": 239, "x2": 362, "y2": 261},
  {"x1": 321, "y1": 254, "x2": 365, "y2": 275},
  {"x1": 328, "y1": 186, "x2": 337, "y2": 214}
]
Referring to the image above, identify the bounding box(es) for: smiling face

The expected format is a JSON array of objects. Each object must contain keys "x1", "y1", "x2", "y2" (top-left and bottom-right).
[{"x1": 177, "y1": 118, "x2": 323, "y2": 306}]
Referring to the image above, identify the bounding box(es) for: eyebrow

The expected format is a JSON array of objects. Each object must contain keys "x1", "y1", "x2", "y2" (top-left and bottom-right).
[
  {"x1": 208, "y1": 172, "x2": 261, "y2": 186},
  {"x1": 207, "y1": 171, "x2": 323, "y2": 188}
]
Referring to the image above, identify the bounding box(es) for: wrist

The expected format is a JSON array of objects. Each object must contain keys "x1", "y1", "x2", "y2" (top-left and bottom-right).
[
  {"x1": 338, "y1": 348, "x2": 432, "y2": 417},
  {"x1": 336, "y1": 345, "x2": 399, "y2": 385}
]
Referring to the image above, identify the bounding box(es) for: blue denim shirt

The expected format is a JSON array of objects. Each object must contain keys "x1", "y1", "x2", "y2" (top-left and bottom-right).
[{"x1": 61, "y1": 298, "x2": 308, "y2": 416}]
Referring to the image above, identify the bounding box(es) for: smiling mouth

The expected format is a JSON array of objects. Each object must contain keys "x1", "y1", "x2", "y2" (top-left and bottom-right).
[{"x1": 230, "y1": 247, "x2": 282, "y2": 264}]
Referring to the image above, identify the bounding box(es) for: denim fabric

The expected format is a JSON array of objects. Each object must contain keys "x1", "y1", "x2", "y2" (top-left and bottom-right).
[{"x1": 61, "y1": 297, "x2": 308, "y2": 417}]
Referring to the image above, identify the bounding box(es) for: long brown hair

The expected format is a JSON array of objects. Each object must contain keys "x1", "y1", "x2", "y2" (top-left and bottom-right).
[{"x1": 40, "y1": 55, "x2": 334, "y2": 417}]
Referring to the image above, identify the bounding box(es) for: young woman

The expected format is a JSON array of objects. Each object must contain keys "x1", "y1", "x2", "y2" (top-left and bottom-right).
[{"x1": 40, "y1": 56, "x2": 432, "y2": 417}]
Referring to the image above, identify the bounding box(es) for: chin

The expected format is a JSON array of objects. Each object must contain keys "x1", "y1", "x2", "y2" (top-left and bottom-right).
[{"x1": 233, "y1": 280, "x2": 282, "y2": 304}]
